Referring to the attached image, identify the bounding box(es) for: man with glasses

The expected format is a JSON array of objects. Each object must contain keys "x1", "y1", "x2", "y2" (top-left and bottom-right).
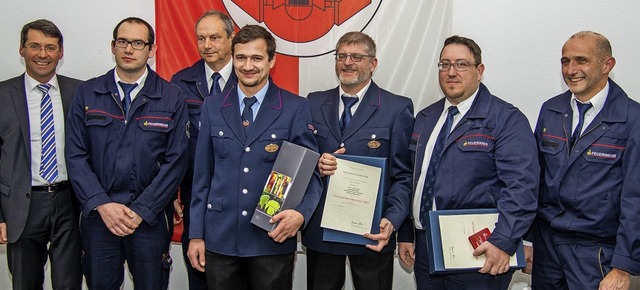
[
  {"x1": 530, "y1": 31, "x2": 640, "y2": 290},
  {"x1": 0, "y1": 19, "x2": 82, "y2": 290},
  {"x1": 301, "y1": 31, "x2": 414, "y2": 290},
  {"x1": 66, "y1": 17, "x2": 188, "y2": 289},
  {"x1": 397, "y1": 35, "x2": 538, "y2": 290},
  {"x1": 170, "y1": 11, "x2": 237, "y2": 290}
]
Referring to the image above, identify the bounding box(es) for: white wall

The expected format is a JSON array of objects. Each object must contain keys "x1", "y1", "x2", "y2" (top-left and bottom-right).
[
  {"x1": 0, "y1": 0, "x2": 155, "y2": 82},
  {"x1": 2, "y1": 0, "x2": 640, "y2": 289},
  {"x1": 451, "y1": 0, "x2": 640, "y2": 125}
]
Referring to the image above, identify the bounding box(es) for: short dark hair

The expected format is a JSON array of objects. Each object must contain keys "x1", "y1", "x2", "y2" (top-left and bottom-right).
[
  {"x1": 196, "y1": 10, "x2": 235, "y2": 38},
  {"x1": 442, "y1": 35, "x2": 482, "y2": 65},
  {"x1": 232, "y1": 25, "x2": 276, "y2": 61},
  {"x1": 112, "y1": 17, "x2": 155, "y2": 48},
  {"x1": 20, "y1": 19, "x2": 63, "y2": 48},
  {"x1": 336, "y1": 31, "x2": 376, "y2": 57}
]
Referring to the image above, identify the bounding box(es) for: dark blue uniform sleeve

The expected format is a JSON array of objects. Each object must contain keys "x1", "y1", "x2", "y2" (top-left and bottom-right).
[
  {"x1": 128, "y1": 90, "x2": 189, "y2": 224},
  {"x1": 382, "y1": 97, "x2": 414, "y2": 229},
  {"x1": 289, "y1": 99, "x2": 322, "y2": 228},
  {"x1": 487, "y1": 108, "x2": 539, "y2": 255},
  {"x1": 189, "y1": 100, "x2": 214, "y2": 240},
  {"x1": 611, "y1": 121, "x2": 640, "y2": 275},
  {"x1": 65, "y1": 84, "x2": 112, "y2": 215}
]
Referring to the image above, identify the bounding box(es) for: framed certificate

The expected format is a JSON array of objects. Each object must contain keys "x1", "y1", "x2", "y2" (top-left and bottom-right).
[
  {"x1": 426, "y1": 208, "x2": 526, "y2": 274},
  {"x1": 322, "y1": 155, "x2": 387, "y2": 245}
]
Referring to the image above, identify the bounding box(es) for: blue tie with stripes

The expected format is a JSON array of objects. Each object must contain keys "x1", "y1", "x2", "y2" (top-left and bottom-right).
[{"x1": 37, "y1": 83, "x2": 58, "y2": 183}]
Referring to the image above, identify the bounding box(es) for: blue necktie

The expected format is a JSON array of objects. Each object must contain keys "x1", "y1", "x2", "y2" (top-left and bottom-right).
[
  {"x1": 340, "y1": 95, "x2": 359, "y2": 132},
  {"x1": 419, "y1": 106, "x2": 459, "y2": 225},
  {"x1": 118, "y1": 82, "x2": 138, "y2": 117},
  {"x1": 37, "y1": 84, "x2": 58, "y2": 183},
  {"x1": 242, "y1": 96, "x2": 258, "y2": 134},
  {"x1": 570, "y1": 102, "x2": 592, "y2": 147},
  {"x1": 210, "y1": 72, "x2": 221, "y2": 96}
]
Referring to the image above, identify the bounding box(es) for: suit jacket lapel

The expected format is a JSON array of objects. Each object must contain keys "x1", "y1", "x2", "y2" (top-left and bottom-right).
[
  {"x1": 220, "y1": 88, "x2": 247, "y2": 142},
  {"x1": 321, "y1": 88, "x2": 342, "y2": 140},
  {"x1": 58, "y1": 76, "x2": 75, "y2": 117},
  {"x1": 245, "y1": 85, "x2": 283, "y2": 144},
  {"x1": 414, "y1": 100, "x2": 444, "y2": 176},
  {"x1": 342, "y1": 82, "x2": 381, "y2": 140},
  {"x1": 12, "y1": 75, "x2": 32, "y2": 163}
]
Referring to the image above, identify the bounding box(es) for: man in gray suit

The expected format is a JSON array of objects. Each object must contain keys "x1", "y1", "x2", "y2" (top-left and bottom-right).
[{"x1": 0, "y1": 19, "x2": 82, "y2": 290}]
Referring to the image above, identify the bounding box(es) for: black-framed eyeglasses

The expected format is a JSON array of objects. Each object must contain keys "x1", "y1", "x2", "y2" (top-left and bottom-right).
[
  {"x1": 334, "y1": 53, "x2": 374, "y2": 62},
  {"x1": 114, "y1": 38, "x2": 150, "y2": 50},
  {"x1": 438, "y1": 60, "x2": 478, "y2": 72}
]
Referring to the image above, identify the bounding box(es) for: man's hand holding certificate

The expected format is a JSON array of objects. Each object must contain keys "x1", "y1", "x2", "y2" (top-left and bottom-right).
[{"x1": 320, "y1": 157, "x2": 381, "y2": 235}]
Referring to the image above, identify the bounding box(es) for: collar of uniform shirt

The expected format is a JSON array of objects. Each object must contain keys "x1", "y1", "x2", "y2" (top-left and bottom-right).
[
  {"x1": 570, "y1": 80, "x2": 608, "y2": 128},
  {"x1": 205, "y1": 59, "x2": 233, "y2": 91},
  {"x1": 442, "y1": 86, "x2": 479, "y2": 126},
  {"x1": 113, "y1": 67, "x2": 148, "y2": 101},
  {"x1": 338, "y1": 79, "x2": 371, "y2": 116},
  {"x1": 237, "y1": 79, "x2": 269, "y2": 116}
]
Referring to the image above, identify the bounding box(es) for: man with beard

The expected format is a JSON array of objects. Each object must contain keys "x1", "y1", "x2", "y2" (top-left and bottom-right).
[
  {"x1": 170, "y1": 10, "x2": 237, "y2": 290},
  {"x1": 530, "y1": 31, "x2": 640, "y2": 290},
  {"x1": 187, "y1": 25, "x2": 322, "y2": 290},
  {"x1": 397, "y1": 35, "x2": 538, "y2": 290},
  {"x1": 301, "y1": 31, "x2": 414, "y2": 290},
  {"x1": 66, "y1": 17, "x2": 188, "y2": 289}
]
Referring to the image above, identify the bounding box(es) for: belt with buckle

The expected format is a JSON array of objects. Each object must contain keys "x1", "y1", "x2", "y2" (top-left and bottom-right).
[{"x1": 32, "y1": 181, "x2": 69, "y2": 192}]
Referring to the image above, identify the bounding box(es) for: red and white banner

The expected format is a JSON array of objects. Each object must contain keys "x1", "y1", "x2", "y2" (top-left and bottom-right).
[
  {"x1": 156, "y1": 0, "x2": 451, "y2": 110},
  {"x1": 156, "y1": 1, "x2": 451, "y2": 241}
]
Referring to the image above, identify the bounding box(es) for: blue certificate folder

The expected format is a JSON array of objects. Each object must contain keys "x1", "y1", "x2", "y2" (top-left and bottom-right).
[
  {"x1": 322, "y1": 155, "x2": 387, "y2": 245},
  {"x1": 426, "y1": 208, "x2": 526, "y2": 274}
]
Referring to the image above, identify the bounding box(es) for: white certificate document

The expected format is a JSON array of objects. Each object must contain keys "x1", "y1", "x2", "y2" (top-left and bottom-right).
[
  {"x1": 438, "y1": 213, "x2": 519, "y2": 269},
  {"x1": 320, "y1": 158, "x2": 382, "y2": 235}
]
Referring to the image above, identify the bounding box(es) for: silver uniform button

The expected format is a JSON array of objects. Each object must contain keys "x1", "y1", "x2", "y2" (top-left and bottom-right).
[
  {"x1": 242, "y1": 189, "x2": 248, "y2": 194},
  {"x1": 207, "y1": 204, "x2": 212, "y2": 209},
  {"x1": 242, "y1": 211, "x2": 248, "y2": 216},
  {"x1": 371, "y1": 134, "x2": 376, "y2": 139},
  {"x1": 218, "y1": 131, "x2": 224, "y2": 136},
  {"x1": 271, "y1": 133, "x2": 276, "y2": 139},
  {"x1": 340, "y1": 143, "x2": 345, "y2": 148},
  {"x1": 244, "y1": 167, "x2": 249, "y2": 173},
  {"x1": 245, "y1": 147, "x2": 251, "y2": 152}
]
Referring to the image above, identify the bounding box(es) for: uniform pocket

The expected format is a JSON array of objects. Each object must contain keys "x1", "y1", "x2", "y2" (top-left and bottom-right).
[
  {"x1": 211, "y1": 126, "x2": 235, "y2": 159},
  {"x1": 358, "y1": 127, "x2": 390, "y2": 156},
  {"x1": 583, "y1": 143, "x2": 624, "y2": 165},
  {"x1": 539, "y1": 133, "x2": 566, "y2": 155},
  {"x1": 207, "y1": 196, "x2": 224, "y2": 212},
  {"x1": 0, "y1": 181, "x2": 10, "y2": 196},
  {"x1": 137, "y1": 116, "x2": 174, "y2": 133},
  {"x1": 259, "y1": 128, "x2": 290, "y2": 163}
]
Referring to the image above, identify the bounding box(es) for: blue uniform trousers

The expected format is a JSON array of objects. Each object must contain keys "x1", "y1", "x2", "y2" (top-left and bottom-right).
[
  {"x1": 81, "y1": 209, "x2": 172, "y2": 290},
  {"x1": 531, "y1": 219, "x2": 615, "y2": 290}
]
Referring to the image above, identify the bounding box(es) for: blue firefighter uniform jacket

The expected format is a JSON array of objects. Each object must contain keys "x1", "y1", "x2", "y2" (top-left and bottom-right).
[
  {"x1": 535, "y1": 79, "x2": 640, "y2": 274},
  {"x1": 189, "y1": 82, "x2": 323, "y2": 256},
  {"x1": 65, "y1": 67, "x2": 189, "y2": 225},
  {"x1": 398, "y1": 83, "x2": 539, "y2": 256}
]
